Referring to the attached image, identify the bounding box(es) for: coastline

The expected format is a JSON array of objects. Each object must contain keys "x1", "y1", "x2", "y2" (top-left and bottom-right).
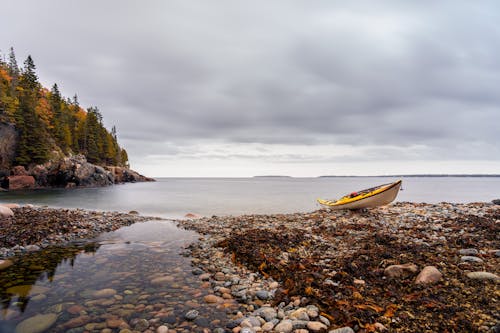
[
  {"x1": 175, "y1": 202, "x2": 499, "y2": 332},
  {"x1": 0, "y1": 206, "x2": 161, "y2": 258},
  {"x1": 1, "y1": 202, "x2": 499, "y2": 332}
]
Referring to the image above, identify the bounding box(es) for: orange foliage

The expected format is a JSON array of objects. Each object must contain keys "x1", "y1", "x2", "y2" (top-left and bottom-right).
[
  {"x1": 35, "y1": 96, "x2": 53, "y2": 128},
  {"x1": 0, "y1": 67, "x2": 11, "y2": 83}
]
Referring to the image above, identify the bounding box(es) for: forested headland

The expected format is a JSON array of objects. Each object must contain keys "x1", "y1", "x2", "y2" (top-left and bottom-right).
[{"x1": 0, "y1": 48, "x2": 152, "y2": 189}]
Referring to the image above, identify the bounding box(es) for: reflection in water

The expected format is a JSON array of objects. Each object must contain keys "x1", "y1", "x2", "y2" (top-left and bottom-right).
[
  {"x1": 0, "y1": 221, "x2": 234, "y2": 333},
  {"x1": 0, "y1": 243, "x2": 100, "y2": 314}
]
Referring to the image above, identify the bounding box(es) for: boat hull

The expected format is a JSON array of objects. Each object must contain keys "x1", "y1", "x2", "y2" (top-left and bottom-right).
[{"x1": 318, "y1": 180, "x2": 402, "y2": 210}]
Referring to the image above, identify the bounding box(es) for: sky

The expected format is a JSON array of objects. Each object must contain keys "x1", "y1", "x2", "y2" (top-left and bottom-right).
[{"x1": 1, "y1": 1, "x2": 499, "y2": 177}]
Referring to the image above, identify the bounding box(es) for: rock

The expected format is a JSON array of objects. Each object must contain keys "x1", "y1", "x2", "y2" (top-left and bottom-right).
[
  {"x1": 92, "y1": 288, "x2": 117, "y2": 298},
  {"x1": 319, "y1": 315, "x2": 330, "y2": 327},
  {"x1": 15, "y1": 313, "x2": 57, "y2": 333},
  {"x1": 240, "y1": 328, "x2": 256, "y2": 333},
  {"x1": 62, "y1": 316, "x2": 91, "y2": 329},
  {"x1": 492, "y1": 199, "x2": 500, "y2": 205},
  {"x1": 458, "y1": 248, "x2": 478, "y2": 256},
  {"x1": 254, "y1": 307, "x2": 277, "y2": 322},
  {"x1": 204, "y1": 294, "x2": 222, "y2": 303},
  {"x1": 289, "y1": 308, "x2": 309, "y2": 321},
  {"x1": 156, "y1": 326, "x2": 169, "y2": 333},
  {"x1": 134, "y1": 319, "x2": 149, "y2": 331},
  {"x1": 185, "y1": 309, "x2": 199, "y2": 320},
  {"x1": 240, "y1": 317, "x2": 261, "y2": 328},
  {"x1": 0, "y1": 259, "x2": 13, "y2": 270},
  {"x1": 11, "y1": 166, "x2": 28, "y2": 176},
  {"x1": 255, "y1": 290, "x2": 270, "y2": 300},
  {"x1": 151, "y1": 275, "x2": 175, "y2": 285},
  {"x1": 328, "y1": 327, "x2": 355, "y2": 333},
  {"x1": 262, "y1": 322, "x2": 275, "y2": 331},
  {"x1": 415, "y1": 266, "x2": 443, "y2": 284},
  {"x1": 1, "y1": 203, "x2": 20, "y2": 209},
  {"x1": 67, "y1": 305, "x2": 85, "y2": 315},
  {"x1": 460, "y1": 256, "x2": 483, "y2": 263},
  {"x1": 105, "y1": 165, "x2": 155, "y2": 183},
  {"x1": 307, "y1": 321, "x2": 328, "y2": 332},
  {"x1": 0, "y1": 205, "x2": 14, "y2": 218},
  {"x1": 214, "y1": 271, "x2": 225, "y2": 281},
  {"x1": 185, "y1": 213, "x2": 203, "y2": 219},
  {"x1": 466, "y1": 271, "x2": 499, "y2": 281},
  {"x1": 7, "y1": 175, "x2": 35, "y2": 190},
  {"x1": 384, "y1": 263, "x2": 418, "y2": 278},
  {"x1": 274, "y1": 320, "x2": 293, "y2": 333}
]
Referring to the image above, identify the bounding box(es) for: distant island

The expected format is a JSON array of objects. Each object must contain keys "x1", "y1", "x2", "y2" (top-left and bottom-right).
[
  {"x1": 0, "y1": 48, "x2": 152, "y2": 190},
  {"x1": 253, "y1": 175, "x2": 292, "y2": 178}
]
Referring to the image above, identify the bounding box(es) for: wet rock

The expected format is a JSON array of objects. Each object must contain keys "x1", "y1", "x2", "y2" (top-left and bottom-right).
[
  {"x1": 204, "y1": 294, "x2": 223, "y2": 303},
  {"x1": 185, "y1": 309, "x2": 199, "y2": 320},
  {"x1": 151, "y1": 275, "x2": 175, "y2": 285},
  {"x1": 466, "y1": 271, "x2": 499, "y2": 281},
  {"x1": 384, "y1": 263, "x2": 418, "y2": 278},
  {"x1": 15, "y1": 313, "x2": 57, "y2": 333},
  {"x1": 63, "y1": 315, "x2": 91, "y2": 329},
  {"x1": 92, "y1": 288, "x2": 117, "y2": 298},
  {"x1": 7, "y1": 175, "x2": 35, "y2": 190},
  {"x1": 492, "y1": 199, "x2": 500, "y2": 205},
  {"x1": 415, "y1": 266, "x2": 443, "y2": 284}
]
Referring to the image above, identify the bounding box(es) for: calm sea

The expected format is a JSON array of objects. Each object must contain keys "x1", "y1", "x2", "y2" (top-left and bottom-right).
[{"x1": 1, "y1": 177, "x2": 499, "y2": 219}]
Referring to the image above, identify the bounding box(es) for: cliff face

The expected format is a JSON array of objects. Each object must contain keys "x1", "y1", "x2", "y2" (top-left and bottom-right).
[{"x1": 0, "y1": 155, "x2": 154, "y2": 190}]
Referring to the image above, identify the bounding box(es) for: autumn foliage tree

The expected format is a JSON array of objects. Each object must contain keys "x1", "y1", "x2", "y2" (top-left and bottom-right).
[{"x1": 0, "y1": 48, "x2": 129, "y2": 168}]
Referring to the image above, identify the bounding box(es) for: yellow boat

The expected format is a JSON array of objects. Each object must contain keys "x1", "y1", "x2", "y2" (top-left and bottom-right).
[{"x1": 317, "y1": 180, "x2": 402, "y2": 210}]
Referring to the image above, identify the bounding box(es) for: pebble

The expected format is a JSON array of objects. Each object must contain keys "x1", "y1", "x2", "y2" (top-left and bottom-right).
[
  {"x1": 14, "y1": 313, "x2": 57, "y2": 333},
  {"x1": 0, "y1": 259, "x2": 13, "y2": 270},
  {"x1": 307, "y1": 321, "x2": 328, "y2": 332},
  {"x1": 466, "y1": 271, "x2": 499, "y2": 281},
  {"x1": 459, "y1": 248, "x2": 479, "y2": 256},
  {"x1": 92, "y1": 288, "x2": 117, "y2": 298},
  {"x1": 274, "y1": 320, "x2": 293, "y2": 333},
  {"x1": 328, "y1": 327, "x2": 355, "y2": 333},
  {"x1": 460, "y1": 256, "x2": 484, "y2": 263},
  {"x1": 384, "y1": 263, "x2": 418, "y2": 278},
  {"x1": 185, "y1": 309, "x2": 199, "y2": 320},
  {"x1": 415, "y1": 266, "x2": 443, "y2": 284}
]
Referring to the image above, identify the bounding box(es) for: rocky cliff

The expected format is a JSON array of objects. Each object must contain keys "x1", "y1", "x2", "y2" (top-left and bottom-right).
[{"x1": 0, "y1": 155, "x2": 154, "y2": 190}]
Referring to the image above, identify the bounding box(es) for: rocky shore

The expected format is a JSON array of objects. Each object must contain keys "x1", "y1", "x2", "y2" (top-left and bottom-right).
[
  {"x1": 0, "y1": 206, "x2": 160, "y2": 258},
  {"x1": 176, "y1": 202, "x2": 499, "y2": 333},
  {"x1": 0, "y1": 202, "x2": 498, "y2": 332}
]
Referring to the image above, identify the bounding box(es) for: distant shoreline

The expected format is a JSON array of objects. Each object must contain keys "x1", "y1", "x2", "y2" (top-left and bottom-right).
[{"x1": 318, "y1": 174, "x2": 500, "y2": 178}]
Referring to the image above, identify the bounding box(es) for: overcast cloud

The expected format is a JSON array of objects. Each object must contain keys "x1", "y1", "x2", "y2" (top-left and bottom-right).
[{"x1": 1, "y1": 0, "x2": 499, "y2": 176}]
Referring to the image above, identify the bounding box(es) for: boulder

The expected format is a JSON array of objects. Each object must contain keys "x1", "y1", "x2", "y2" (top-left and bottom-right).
[
  {"x1": 106, "y1": 166, "x2": 155, "y2": 183},
  {"x1": 0, "y1": 205, "x2": 15, "y2": 218},
  {"x1": 7, "y1": 175, "x2": 35, "y2": 190},
  {"x1": 492, "y1": 199, "x2": 500, "y2": 205}
]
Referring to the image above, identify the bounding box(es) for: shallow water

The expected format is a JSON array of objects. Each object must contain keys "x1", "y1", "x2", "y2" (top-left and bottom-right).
[
  {"x1": 1, "y1": 177, "x2": 499, "y2": 218},
  {"x1": 0, "y1": 221, "x2": 234, "y2": 332}
]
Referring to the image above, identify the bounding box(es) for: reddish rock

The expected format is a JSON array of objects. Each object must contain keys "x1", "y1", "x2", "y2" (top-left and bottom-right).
[
  {"x1": 66, "y1": 305, "x2": 85, "y2": 315},
  {"x1": 415, "y1": 266, "x2": 443, "y2": 284},
  {"x1": 62, "y1": 315, "x2": 91, "y2": 329},
  {"x1": 0, "y1": 206, "x2": 14, "y2": 218},
  {"x1": 384, "y1": 263, "x2": 419, "y2": 279},
  {"x1": 11, "y1": 166, "x2": 28, "y2": 176},
  {"x1": 7, "y1": 175, "x2": 35, "y2": 190}
]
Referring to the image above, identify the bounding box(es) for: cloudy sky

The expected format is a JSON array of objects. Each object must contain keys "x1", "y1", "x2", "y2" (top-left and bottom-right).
[{"x1": 1, "y1": 1, "x2": 499, "y2": 176}]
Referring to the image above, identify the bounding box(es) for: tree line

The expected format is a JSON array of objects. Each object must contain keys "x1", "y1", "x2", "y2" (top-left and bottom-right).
[{"x1": 0, "y1": 48, "x2": 129, "y2": 168}]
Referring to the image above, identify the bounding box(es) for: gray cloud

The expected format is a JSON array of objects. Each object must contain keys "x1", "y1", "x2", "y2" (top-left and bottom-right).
[{"x1": 1, "y1": 0, "x2": 499, "y2": 173}]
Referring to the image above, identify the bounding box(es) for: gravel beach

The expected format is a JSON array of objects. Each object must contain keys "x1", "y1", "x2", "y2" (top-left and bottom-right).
[
  {"x1": 177, "y1": 202, "x2": 499, "y2": 333},
  {"x1": 0, "y1": 206, "x2": 160, "y2": 258},
  {"x1": 0, "y1": 203, "x2": 498, "y2": 332}
]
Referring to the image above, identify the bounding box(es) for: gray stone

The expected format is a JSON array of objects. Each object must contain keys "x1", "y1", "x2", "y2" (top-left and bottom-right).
[
  {"x1": 492, "y1": 199, "x2": 500, "y2": 205},
  {"x1": 254, "y1": 306, "x2": 277, "y2": 322},
  {"x1": 458, "y1": 248, "x2": 478, "y2": 256},
  {"x1": 241, "y1": 316, "x2": 261, "y2": 328},
  {"x1": 185, "y1": 309, "x2": 199, "y2": 320},
  {"x1": 291, "y1": 320, "x2": 309, "y2": 329},
  {"x1": 460, "y1": 256, "x2": 483, "y2": 263},
  {"x1": 255, "y1": 290, "x2": 270, "y2": 300},
  {"x1": 319, "y1": 315, "x2": 331, "y2": 327},
  {"x1": 133, "y1": 319, "x2": 149, "y2": 331}
]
